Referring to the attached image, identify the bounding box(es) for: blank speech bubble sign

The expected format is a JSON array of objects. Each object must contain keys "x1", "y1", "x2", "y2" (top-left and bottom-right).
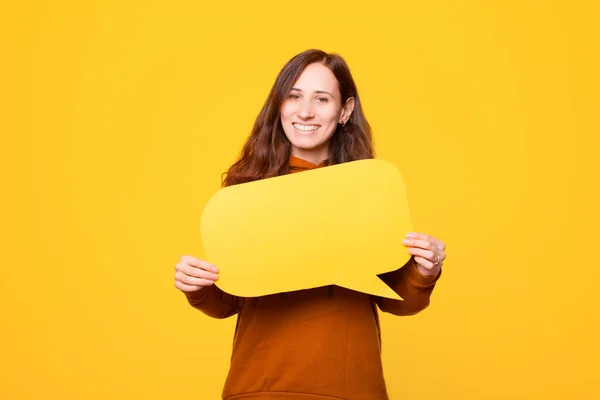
[{"x1": 200, "y1": 159, "x2": 413, "y2": 300}]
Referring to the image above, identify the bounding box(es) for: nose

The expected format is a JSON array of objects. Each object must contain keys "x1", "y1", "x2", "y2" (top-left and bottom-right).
[{"x1": 297, "y1": 99, "x2": 315, "y2": 119}]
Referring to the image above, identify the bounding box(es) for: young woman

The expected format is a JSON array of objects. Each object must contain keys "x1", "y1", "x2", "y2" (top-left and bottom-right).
[{"x1": 174, "y1": 49, "x2": 446, "y2": 400}]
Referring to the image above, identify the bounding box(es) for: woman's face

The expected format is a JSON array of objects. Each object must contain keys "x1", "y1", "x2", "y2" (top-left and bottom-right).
[{"x1": 280, "y1": 63, "x2": 354, "y2": 164}]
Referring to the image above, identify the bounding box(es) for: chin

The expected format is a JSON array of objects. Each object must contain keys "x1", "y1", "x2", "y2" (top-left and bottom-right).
[{"x1": 290, "y1": 138, "x2": 321, "y2": 150}]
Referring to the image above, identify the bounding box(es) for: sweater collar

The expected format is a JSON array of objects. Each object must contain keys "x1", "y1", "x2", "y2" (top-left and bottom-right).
[{"x1": 289, "y1": 155, "x2": 328, "y2": 171}]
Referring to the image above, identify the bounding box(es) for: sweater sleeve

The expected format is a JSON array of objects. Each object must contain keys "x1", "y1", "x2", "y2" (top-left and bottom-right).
[
  {"x1": 376, "y1": 257, "x2": 441, "y2": 316},
  {"x1": 183, "y1": 284, "x2": 244, "y2": 319}
]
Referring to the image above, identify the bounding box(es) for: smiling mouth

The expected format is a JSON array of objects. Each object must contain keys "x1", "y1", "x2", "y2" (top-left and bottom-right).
[{"x1": 293, "y1": 123, "x2": 320, "y2": 132}]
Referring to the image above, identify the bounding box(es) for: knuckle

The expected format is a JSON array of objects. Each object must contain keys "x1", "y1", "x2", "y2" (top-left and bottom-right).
[{"x1": 180, "y1": 264, "x2": 191, "y2": 276}]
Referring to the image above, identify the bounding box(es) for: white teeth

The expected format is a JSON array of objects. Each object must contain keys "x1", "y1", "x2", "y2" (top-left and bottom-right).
[{"x1": 293, "y1": 123, "x2": 319, "y2": 131}]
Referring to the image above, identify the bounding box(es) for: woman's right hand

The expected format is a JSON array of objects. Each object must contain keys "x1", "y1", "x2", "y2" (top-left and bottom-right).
[{"x1": 174, "y1": 255, "x2": 219, "y2": 293}]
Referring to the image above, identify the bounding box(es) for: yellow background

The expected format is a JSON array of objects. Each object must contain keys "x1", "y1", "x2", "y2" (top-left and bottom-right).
[{"x1": 1, "y1": 1, "x2": 598, "y2": 399}]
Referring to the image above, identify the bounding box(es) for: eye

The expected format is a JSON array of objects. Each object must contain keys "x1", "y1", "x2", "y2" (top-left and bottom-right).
[
  {"x1": 316, "y1": 97, "x2": 329, "y2": 103},
  {"x1": 288, "y1": 93, "x2": 301, "y2": 100}
]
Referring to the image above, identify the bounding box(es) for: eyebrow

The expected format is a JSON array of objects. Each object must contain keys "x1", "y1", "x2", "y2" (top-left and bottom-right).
[{"x1": 290, "y1": 87, "x2": 334, "y2": 97}]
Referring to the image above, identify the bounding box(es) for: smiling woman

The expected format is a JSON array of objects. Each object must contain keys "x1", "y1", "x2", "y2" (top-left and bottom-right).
[
  {"x1": 173, "y1": 49, "x2": 447, "y2": 400},
  {"x1": 221, "y1": 49, "x2": 376, "y2": 186}
]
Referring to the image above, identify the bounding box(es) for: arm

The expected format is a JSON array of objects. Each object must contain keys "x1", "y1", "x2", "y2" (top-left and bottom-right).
[
  {"x1": 376, "y1": 257, "x2": 441, "y2": 316},
  {"x1": 183, "y1": 285, "x2": 244, "y2": 319}
]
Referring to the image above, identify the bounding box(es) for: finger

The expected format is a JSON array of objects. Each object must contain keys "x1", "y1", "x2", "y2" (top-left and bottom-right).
[
  {"x1": 406, "y1": 232, "x2": 430, "y2": 241},
  {"x1": 406, "y1": 247, "x2": 437, "y2": 263},
  {"x1": 176, "y1": 263, "x2": 219, "y2": 280},
  {"x1": 175, "y1": 264, "x2": 218, "y2": 281},
  {"x1": 402, "y1": 238, "x2": 435, "y2": 251},
  {"x1": 175, "y1": 271, "x2": 216, "y2": 287},
  {"x1": 438, "y1": 250, "x2": 447, "y2": 262},
  {"x1": 413, "y1": 256, "x2": 435, "y2": 270},
  {"x1": 408, "y1": 250, "x2": 446, "y2": 263},
  {"x1": 406, "y1": 233, "x2": 446, "y2": 251},
  {"x1": 432, "y1": 238, "x2": 446, "y2": 251},
  {"x1": 175, "y1": 280, "x2": 206, "y2": 292},
  {"x1": 180, "y1": 255, "x2": 219, "y2": 273}
]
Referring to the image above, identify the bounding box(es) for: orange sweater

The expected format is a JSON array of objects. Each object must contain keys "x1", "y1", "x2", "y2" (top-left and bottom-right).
[{"x1": 185, "y1": 156, "x2": 441, "y2": 399}]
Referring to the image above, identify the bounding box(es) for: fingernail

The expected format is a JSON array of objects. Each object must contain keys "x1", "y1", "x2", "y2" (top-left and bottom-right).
[
  {"x1": 212, "y1": 267, "x2": 219, "y2": 273},
  {"x1": 406, "y1": 232, "x2": 416, "y2": 238},
  {"x1": 402, "y1": 239, "x2": 410, "y2": 245},
  {"x1": 211, "y1": 274, "x2": 218, "y2": 280}
]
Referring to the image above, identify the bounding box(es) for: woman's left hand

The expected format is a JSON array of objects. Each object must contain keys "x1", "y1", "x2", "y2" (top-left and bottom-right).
[{"x1": 402, "y1": 232, "x2": 446, "y2": 277}]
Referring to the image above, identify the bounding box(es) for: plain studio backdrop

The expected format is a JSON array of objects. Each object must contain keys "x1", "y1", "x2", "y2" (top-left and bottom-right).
[{"x1": 1, "y1": 1, "x2": 598, "y2": 399}]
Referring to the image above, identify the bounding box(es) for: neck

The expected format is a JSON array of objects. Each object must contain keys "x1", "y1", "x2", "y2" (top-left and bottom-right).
[{"x1": 291, "y1": 147, "x2": 329, "y2": 166}]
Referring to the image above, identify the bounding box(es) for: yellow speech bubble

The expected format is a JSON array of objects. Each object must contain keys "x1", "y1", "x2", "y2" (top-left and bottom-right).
[{"x1": 200, "y1": 159, "x2": 413, "y2": 300}]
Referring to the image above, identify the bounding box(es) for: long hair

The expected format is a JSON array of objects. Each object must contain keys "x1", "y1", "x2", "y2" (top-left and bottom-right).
[{"x1": 222, "y1": 49, "x2": 375, "y2": 187}]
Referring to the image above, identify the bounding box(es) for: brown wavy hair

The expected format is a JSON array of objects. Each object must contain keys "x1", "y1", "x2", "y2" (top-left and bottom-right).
[{"x1": 222, "y1": 49, "x2": 375, "y2": 187}]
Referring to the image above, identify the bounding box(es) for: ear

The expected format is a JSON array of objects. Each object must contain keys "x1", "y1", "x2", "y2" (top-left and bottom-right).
[{"x1": 340, "y1": 97, "x2": 355, "y2": 124}]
